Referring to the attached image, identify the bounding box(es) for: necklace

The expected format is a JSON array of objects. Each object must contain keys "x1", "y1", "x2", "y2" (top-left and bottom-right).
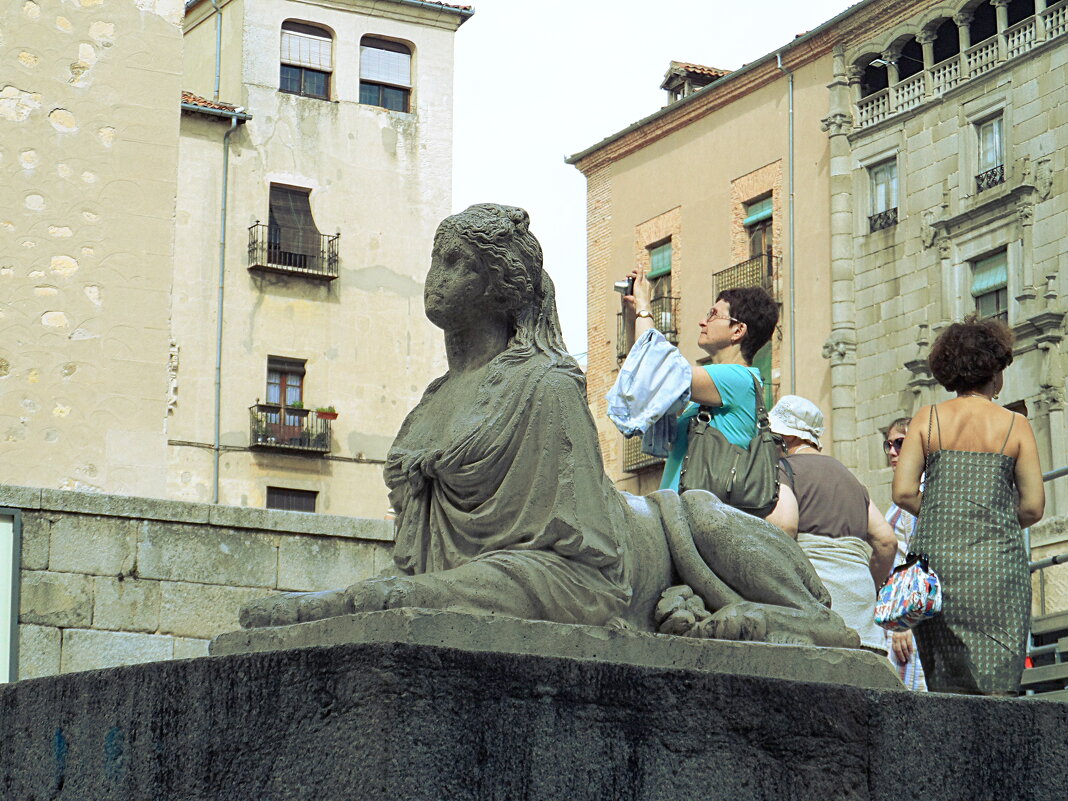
[
  {"x1": 958, "y1": 392, "x2": 992, "y2": 401},
  {"x1": 790, "y1": 444, "x2": 818, "y2": 455}
]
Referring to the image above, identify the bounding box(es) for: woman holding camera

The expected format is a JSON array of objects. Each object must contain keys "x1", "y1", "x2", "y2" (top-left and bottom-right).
[{"x1": 622, "y1": 269, "x2": 780, "y2": 495}]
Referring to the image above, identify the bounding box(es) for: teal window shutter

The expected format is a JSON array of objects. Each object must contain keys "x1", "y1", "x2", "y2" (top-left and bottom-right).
[
  {"x1": 743, "y1": 196, "x2": 773, "y2": 226},
  {"x1": 648, "y1": 241, "x2": 672, "y2": 279},
  {"x1": 971, "y1": 251, "x2": 1007, "y2": 297}
]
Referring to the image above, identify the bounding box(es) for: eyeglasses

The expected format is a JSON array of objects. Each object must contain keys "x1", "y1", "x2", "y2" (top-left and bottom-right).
[
  {"x1": 882, "y1": 437, "x2": 905, "y2": 453},
  {"x1": 705, "y1": 307, "x2": 741, "y2": 325}
]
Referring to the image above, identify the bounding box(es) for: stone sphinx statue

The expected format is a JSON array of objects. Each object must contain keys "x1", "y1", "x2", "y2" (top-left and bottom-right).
[{"x1": 241, "y1": 204, "x2": 859, "y2": 649}]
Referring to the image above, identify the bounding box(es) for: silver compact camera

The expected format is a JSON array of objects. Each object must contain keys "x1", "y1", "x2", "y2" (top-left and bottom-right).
[{"x1": 613, "y1": 277, "x2": 635, "y2": 295}]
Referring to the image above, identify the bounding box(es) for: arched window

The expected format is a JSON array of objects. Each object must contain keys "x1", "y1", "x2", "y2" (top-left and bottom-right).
[
  {"x1": 360, "y1": 36, "x2": 411, "y2": 112},
  {"x1": 280, "y1": 20, "x2": 332, "y2": 100}
]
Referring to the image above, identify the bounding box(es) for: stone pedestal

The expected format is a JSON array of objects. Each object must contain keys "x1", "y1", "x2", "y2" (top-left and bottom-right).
[
  {"x1": 2, "y1": 613, "x2": 1067, "y2": 800},
  {"x1": 210, "y1": 609, "x2": 903, "y2": 690}
]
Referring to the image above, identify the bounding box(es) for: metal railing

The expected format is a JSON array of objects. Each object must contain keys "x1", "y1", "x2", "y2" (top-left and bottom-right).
[
  {"x1": 868, "y1": 207, "x2": 898, "y2": 233},
  {"x1": 615, "y1": 295, "x2": 681, "y2": 363},
  {"x1": 1024, "y1": 465, "x2": 1068, "y2": 694},
  {"x1": 622, "y1": 432, "x2": 664, "y2": 474},
  {"x1": 711, "y1": 254, "x2": 774, "y2": 300},
  {"x1": 976, "y1": 164, "x2": 1005, "y2": 193},
  {"x1": 853, "y1": 13, "x2": 1068, "y2": 130},
  {"x1": 249, "y1": 403, "x2": 331, "y2": 453},
  {"x1": 248, "y1": 223, "x2": 339, "y2": 280}
]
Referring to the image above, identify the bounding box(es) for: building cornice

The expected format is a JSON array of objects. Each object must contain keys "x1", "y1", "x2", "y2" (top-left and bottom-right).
[
  {"x1": 566, "y1": 0, "x2": 932, "y2": 176},
  {"x1": 185, "y1": 0, "x2": 472, "y2": 33}
]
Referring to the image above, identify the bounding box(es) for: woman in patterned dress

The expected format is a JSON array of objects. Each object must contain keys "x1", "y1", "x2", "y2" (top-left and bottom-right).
[{"x1": 893, "y1": 316, "x2": 1045, "y2": 695}]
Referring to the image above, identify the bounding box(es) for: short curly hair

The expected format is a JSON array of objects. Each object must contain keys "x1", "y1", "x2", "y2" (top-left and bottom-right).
[
  {"x1": 928, "y1": 314, "x2": 1014, "y2": 392},
  {"x1": 717, "y1": 286, "x2": 778, "y2": 364}
]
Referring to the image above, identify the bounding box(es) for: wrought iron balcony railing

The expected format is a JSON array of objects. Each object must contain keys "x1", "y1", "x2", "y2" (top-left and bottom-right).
[
  {"x1": 976, "y1": 164, "x2": 1005, "y2": 193},
  {"x1": 711, "y1": 253, "x2": 774, "y2": 300},
  {"x1": 622, "y1": 433, "x2": 664, "y2": 474},
  {"x1": 249, "y1": 403, "x2": 331, "y2": 454},
  {"x1": 869, "y1": 207, "x2": 898, "y2": 233},
  {"x1": 615, "y1": 295, "x2": 681, "y2": 363},
  {"x1": 248, "y1": 223, "x2": 339, "y2": 280}
]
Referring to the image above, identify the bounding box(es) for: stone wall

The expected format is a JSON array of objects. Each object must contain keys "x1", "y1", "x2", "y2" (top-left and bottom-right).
[{"x1": 1, "y1": 484, "x2": 392, "y2": 680}]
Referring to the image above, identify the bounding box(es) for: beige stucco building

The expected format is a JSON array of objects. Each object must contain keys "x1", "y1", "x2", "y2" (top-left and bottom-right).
[
  {"x1": 568, "y1": 26, "x2": 858, "y2": 494},
  {"x1": 1, "y1": 0, "x2": 471, "y2": 518}
]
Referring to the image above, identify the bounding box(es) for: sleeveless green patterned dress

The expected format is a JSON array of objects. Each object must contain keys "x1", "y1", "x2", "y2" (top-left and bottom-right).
[{"x1": 910, "y1": 407, "x2": 1030, "y2": 695}]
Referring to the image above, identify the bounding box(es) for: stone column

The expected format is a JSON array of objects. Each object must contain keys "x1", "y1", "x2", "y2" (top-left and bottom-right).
[
  {"x1": 821, "y1": 45, "x2": 859, "y2": 467},
  {"x1": 883, "y1": 47, "x2": 901, "y2": 111},
  {"x1": 1035, "y1": 272, "x2": 1067, "y2": 515},
  {"x1": 993, "y1": 0, "x2": 1010, "y2": 62},
  {"x1": 955, "y1": 11, "x2": 974, "y2": 79},
  {"x1": 1036, "y1": 0, "x2": 1048, "y2": 41},
  {"x1": 917, "y1": 31, "x2": 936, "y2": 97}
]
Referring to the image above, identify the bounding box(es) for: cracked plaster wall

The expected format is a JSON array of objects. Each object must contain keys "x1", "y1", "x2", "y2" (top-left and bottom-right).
[
  {"x1": 0, "y1": 0, "x2": 183, "y2": 496},
  {"x1": 168, "y1": 0, "x2": 454, "y2": 516}
]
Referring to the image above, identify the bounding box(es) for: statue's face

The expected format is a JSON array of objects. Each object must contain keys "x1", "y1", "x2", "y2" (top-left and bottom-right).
[{"x1": 424, "y1": 226, "x2": 492, "y2": 331}]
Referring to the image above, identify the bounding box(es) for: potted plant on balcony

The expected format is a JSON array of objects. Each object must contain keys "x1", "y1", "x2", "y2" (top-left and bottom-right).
[{"x1": 315, "y1": 405, "x2": 338, "y2": 420}]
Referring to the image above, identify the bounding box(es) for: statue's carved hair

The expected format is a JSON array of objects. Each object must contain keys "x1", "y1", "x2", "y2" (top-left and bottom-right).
[{"x1": 438, "y1": 204, "x2": 575, "y2": 370}]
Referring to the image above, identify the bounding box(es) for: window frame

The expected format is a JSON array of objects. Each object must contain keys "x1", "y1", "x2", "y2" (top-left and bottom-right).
[
  {"x1": 280, "y1": 20, "x2": 333, "y2": 100},
  {"x1": 971, "y1": 249, "x2": 1009, "y2": 323},
  {"x1": 359, "y1": 35, "x2": 413, "y2": 112},
  {"x1": 868, "y1": 159, "x2": 898, "y2": 216}
]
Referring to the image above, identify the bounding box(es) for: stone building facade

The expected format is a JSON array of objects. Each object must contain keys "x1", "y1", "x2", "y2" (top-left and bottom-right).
[
  {"x1": 0, "y1": 0, "x2": 471, "y2": 519},
  {"x1": 827, "y1": 0, "x2": 1068, "y2": 525}
]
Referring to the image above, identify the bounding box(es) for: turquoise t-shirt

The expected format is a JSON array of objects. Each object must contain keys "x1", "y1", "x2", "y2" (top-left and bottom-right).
[{"x1": 659, "y1": 364, "x2": 763, "y2": 492}]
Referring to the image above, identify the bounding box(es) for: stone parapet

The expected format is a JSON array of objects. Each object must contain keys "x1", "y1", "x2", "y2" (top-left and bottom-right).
[{"x1": 1, "y1": 483, "x2": 394, "y2": 679}]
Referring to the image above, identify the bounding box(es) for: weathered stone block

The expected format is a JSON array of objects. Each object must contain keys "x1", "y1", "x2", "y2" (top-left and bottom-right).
[
  {"x1": 208, "y1": 505, "x2": 394, "y2": 542},
  {"x1": 137, "y1": 522, "x2": 276, "y2": 587},
  {"x1": 17, "y1": 623, "x2": 60, "y2": 679},
  {"x1": 60, "y1": 628, "x2": 172, "y2": 673},
  {"x1": 159, "y1": 581, "x2": 267, "y2": 638},
  {"x1": 0, "y1": 484, "x2": 42, "y2": 509},
  {"x1": 48, "y1": 514, "x2": 137, "y2": 576},
  {"x1": 92, "y1": 577, "x2": 160, "y2": 633},
  {"x1": 18, "y1": 512, "x2": 49, "y2": 570},
  {"x1": 20, "y1": 571, "x2": 93, "y2": 627},
  {"x1": 172, "y1": 637, "x2": 210, "y2": 660},
  {"x1": 276, "y1": 536, "x2": 381, "y2": 592},
  {"x1": 39, "y1": 488, "x2": 211, "y2": 524}
]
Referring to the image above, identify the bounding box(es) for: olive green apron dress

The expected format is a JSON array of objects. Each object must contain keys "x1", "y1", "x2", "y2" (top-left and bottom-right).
[{"x1": 910, "y1": 406, "x2": 1030, "y2": 695}]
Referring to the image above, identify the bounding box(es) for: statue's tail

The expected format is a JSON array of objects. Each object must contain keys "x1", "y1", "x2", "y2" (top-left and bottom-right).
[{"x1": 647, "y1": 490, "x2": 742, "y2": 611}]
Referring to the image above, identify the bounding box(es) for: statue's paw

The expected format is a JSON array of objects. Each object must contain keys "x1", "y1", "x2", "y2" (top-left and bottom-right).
[
  {"x1": 295, "y1": 589, "x2": 350, "y2": 623},
  {"x1": 655, "y1": 585, "x2": 712, "y2": 637},
  {"x1": 382, "y1": 576, "x2": 452, "y2": 611},
  {"x1": 344, "y1": 576, "x2": 401, "y2": 613},
  {"x1": 704, "y1": 602, "x2": 770, "y2": 642},
  {"x1": 239, "y1": 592, "x2": 306, "y2": 629}
]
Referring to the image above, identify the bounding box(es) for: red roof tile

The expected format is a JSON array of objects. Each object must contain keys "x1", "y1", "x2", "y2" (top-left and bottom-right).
[
  {"x1": 668, "y1": 61, "x2": 731, "y2": 79},
  {"x1": 181, "y1": 90, "x2": 240, "y2": 112}
]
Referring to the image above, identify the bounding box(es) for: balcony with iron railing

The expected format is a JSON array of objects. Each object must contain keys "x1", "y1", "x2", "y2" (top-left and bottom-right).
[
  {"x1": 248, "y1": 223, "x2": 339, "y2": 280},
  {"x1": 622, "y1": 432, "x2": 664, "y2": 473},
  {"x1": 249, "y1": 403, "x2": 332, "y2": 454},
  {"x1": 869, "y1": 207, "x2": 899, "y2": 232},
  {"x1": 976, "y1": 164, "x2": 1006, "y2": 192},
  {"x1": 711, "y1": 253, "x2": 775, "y2": 299},
  {"x1": 615, "y1": 295, "x2": 681, "y2": 362},
  {"x1": 854, "y1": 2, "x2": 1068, "y2": 131}
]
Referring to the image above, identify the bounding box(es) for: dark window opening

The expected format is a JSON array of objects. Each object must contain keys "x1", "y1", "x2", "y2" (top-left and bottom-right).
[
  {"x1": 860, "y1": 61, "x2": 888, "y2": 97},
  {"x1": 896, "y1": 38, "x2": 925, "y2": 79},
  {"x1": 1007, "y1": 0, "x2": 1035, "y2": 26},
  {"x1": 360, "y1": 35, "x2": 411, "y2": 112},
  {"x1": 268, "y1": 185, "x2": 321, "y2": 269},
  {"x1": 266, "y1": 487, "x2": 317, "y2": 512},
  {"x1": 280, "y1": 65, "x2": 328, "y2": 99},
  {"x1": 931, "y1": 19, "x2": 961, "y2": 63},
  {"x1": 970, "y1": 2, "x2": 998, "y2": 44}
]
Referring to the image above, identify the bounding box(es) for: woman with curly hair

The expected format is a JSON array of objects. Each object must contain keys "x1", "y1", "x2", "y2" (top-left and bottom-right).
[{"x1": 893, "y1": 315, "x2": 1044, "y2": 695}]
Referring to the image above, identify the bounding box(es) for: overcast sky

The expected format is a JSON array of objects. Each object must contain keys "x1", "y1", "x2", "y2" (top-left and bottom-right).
[{"x1": 451, "y1": 0, "x2": 858, "y2": 354}]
